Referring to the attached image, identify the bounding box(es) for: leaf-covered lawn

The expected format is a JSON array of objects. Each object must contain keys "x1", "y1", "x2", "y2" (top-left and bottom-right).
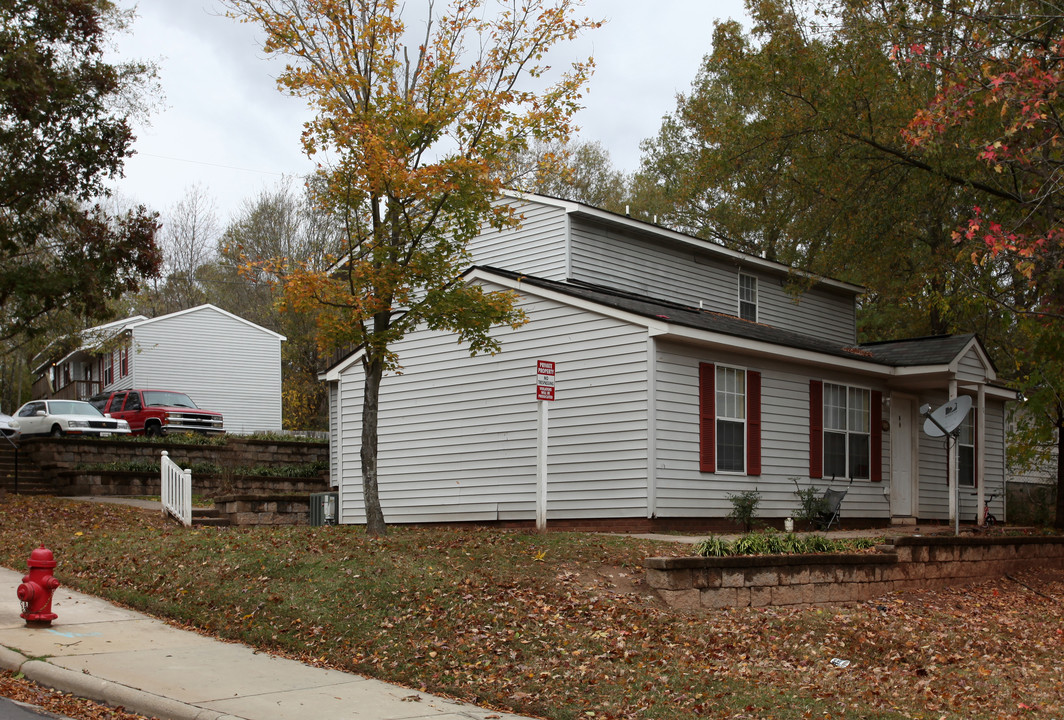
[{"x1": 1, "y1": 496, "x2": 1061, "y2": 720}]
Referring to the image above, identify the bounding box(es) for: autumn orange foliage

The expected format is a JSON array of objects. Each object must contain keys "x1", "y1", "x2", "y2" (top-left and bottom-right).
[{"x1": 222, "y1": 0, "x2": 600, "y2": 533}]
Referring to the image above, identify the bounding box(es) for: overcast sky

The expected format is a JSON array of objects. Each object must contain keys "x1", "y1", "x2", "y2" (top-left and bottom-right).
[{"x1": 109, "y1": 1, "x2": 748, "y2": 224}]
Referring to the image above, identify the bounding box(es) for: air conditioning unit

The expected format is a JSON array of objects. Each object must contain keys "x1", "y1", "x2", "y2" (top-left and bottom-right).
[{"x1": 309, "y1": 491, "x2": 338, "y2": 526}]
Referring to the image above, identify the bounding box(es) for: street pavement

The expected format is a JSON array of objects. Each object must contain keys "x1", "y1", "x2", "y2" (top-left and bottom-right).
[
  {"x1": 0, "y1": 696, "x2": 72, "y2": 720},
  {"x1": 0, "y1": 567, "x2": 534, "y2": 720}
]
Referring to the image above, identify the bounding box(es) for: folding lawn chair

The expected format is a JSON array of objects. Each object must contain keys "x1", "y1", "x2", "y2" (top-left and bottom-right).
[{"x1": 816, "y1": 476, "x2": 855, "y2": 531}]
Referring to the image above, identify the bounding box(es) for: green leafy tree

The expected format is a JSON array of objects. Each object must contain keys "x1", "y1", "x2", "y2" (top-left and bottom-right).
[
  {"x1": 222, "y1": 0, "x2": 600, "y2": 535},
  {"x1": 0, "y1": 0, "x2": 161, "y2": 343},
  {"x1": 634, "y1": 0, "x2": 1021, "y2": 342},
  {"x1": 896, "y1": 0, "x2": 1064, "y2": 527},
  {"x1": 507, "y1": 139, "x2": 630, "y2": 212}
]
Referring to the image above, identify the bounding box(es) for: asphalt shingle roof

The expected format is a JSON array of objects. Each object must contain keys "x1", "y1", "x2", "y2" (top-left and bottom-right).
[
  {"x1": 478, "y1": 267, "x2": 976, "y2": 369},
  {"x1": 859, "y1": 334, "x2": 979, "y2": 367}
]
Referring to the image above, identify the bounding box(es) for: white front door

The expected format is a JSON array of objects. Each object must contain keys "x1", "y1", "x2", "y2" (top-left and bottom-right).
[{"x1": 890, "y1": 395, "x2": 918, "y2": 518}]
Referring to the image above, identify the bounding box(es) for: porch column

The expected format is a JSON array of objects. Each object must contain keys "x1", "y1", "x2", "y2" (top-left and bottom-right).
[
  {"x1": 948, "y1": 381, "x2": 958, "y2": 528},
  {"x1": 977, "y1": 383, "x2": 986, "y2": 525}
]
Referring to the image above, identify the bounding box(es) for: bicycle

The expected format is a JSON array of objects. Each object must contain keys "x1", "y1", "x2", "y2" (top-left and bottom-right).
[{"x1": 973, "y1": 491, "x2": 999, "y2": 527}]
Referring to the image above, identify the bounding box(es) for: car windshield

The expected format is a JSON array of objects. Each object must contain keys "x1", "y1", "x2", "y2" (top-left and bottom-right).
[
  {"x1": 48, "y1": 401, "x2": 104, "y2": 417},
  {"x1": 143, "y1": 391, "x2": 198, "y2": 408}
]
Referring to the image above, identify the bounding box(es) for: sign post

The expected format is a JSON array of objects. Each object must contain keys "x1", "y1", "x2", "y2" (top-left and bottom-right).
[{"x1": 535, "y1": 361, "x2": 555, "y2": 531}]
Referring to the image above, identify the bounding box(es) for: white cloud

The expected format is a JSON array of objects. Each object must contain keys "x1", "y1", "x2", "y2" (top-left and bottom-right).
[{"x1": 109, "y1": 0, "x2": 745, "y2": 223}]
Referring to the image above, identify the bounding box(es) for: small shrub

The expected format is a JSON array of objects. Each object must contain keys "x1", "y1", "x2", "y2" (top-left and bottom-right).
[
  {"x1": 726, "y1": 488, "x2": 762, "y2": 532},
  {"x1": 693, "y1": 530, "x2": 885, "y2": 558},
  {"x1": 792, "y1": 478, "x2": 828, "y2": 527},
  {"x1": 693, "y1": 536, "x2": 731, "y2": 557}
]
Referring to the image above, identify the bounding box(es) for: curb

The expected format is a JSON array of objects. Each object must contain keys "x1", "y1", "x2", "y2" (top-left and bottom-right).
[{"x1": 1, "y1": 645, "x2": 242, "y2": 720}]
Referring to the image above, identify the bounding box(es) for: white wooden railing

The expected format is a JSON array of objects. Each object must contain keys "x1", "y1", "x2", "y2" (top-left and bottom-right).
[{"x1": 160, "y1": 450, "x2": 192, "y2": 527}]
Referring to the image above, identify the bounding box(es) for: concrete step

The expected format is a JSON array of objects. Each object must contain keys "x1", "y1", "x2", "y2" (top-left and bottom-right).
[
  {"x1": 191, "y1": 506, "x2": 229, "y2": 528},
  {"x1": 0, "y1": 443, "x2": 49, "y2": 494}
]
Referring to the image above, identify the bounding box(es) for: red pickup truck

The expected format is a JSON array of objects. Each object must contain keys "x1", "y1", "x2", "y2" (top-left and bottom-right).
[{"x1": 89, "y1": 390, "x2": 225, "y2": 437}]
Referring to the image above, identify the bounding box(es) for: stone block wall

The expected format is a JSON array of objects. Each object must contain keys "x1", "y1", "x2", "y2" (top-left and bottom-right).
[
  {"x1": 16, "y1": 436, "x2": 328, "y2": 497},
  {"x1": 53, "y1": 470, "x2": 328, "y2": 498},
  {"x1": 213, "y1": 494, "x2": 312, "y2": 526},
  {"x1": 21, "y1": 436, "x2": 327, "y2": 473},
  {"x1": 644, "y1": 536, "x2": 1064, "y2": 610}
]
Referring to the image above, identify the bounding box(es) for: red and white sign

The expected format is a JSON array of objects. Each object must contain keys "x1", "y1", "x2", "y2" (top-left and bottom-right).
[{"x1": 536, "y1": 360, "x2": 555, "y2": 401}]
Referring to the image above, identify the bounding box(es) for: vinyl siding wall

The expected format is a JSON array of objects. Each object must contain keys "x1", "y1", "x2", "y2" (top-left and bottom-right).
[
  {"x1": 336, "y1": 287, "x2": 651, "y2": 525},
  {"x1": 569, "y1": 219, "x2": 858, "y2": 345},
  {"x1": 916, "y1": 393, "x2": 1007, "y2": 521},
  {"x1": 467, "y1": 199, "x2": 569, "y2": 279},
  {"x1": 653, "y1": 340, "x2": 891, "y2": 520},
  {"x1": 129, "y1": 307, "x2": 283, "y2": 433}
]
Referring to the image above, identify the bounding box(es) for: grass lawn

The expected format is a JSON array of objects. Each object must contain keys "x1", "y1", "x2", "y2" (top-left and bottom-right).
[{"x1": 1, "y1": 495, "x2": 1062, "y2": 720}]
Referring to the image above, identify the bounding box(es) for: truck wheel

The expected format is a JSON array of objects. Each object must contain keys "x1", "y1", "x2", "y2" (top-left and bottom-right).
[{"x1": 145, "y1": 423, "x2": 162, "y2": 437}]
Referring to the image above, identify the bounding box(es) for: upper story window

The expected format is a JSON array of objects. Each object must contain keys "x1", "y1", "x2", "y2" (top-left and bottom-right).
[
  {"x1": 823, "y1": 383, "x2": 870, "y2": 479},
  {"x1": 738, "y1": 273, "x2": 757, "y2": 322},
  {"x1": 958, "y1": 411, "x2": 975, "y2": 487}
]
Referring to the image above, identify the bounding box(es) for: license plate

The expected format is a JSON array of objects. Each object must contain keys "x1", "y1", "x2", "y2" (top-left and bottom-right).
[{"x1": 99, "y1": 432, "x2": 112, "y2": 438}]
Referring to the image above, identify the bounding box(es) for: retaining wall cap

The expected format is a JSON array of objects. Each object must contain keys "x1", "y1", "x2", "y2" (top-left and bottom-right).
[
  {"x1": 645, "y1": 553, "x2": 897, "y2": 570},
  {"x1": 891, "y1": 535, "x2": 1064, "y2": 547}
]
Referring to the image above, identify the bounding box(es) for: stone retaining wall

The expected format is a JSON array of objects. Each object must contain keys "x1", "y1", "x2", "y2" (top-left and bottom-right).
[
  {"x1": 644, "y1": 535, "x2": 1064, "y2": 610},
  {"x1": 17, "y1": 436, "x2": 328, "y2": 496},
  {"x1": 213, "y1": 494, "x2": 312, "y2": 526},
  {"x1": 53, "y1": 470, "x2": 328, "y2": 498}
]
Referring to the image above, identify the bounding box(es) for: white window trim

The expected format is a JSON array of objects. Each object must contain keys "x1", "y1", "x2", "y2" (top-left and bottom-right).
[
  {"x1": 823, "y1": 382, "x2": 872, "y2": 480},
  {"x1": 715, "y1": 364, "x2": 747, "y2": 475},
  {"x1": 738, "y1": 272, "x2": 758, "y2": 322}
]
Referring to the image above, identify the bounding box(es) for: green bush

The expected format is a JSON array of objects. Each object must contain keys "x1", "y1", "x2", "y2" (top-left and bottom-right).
[
  {"x1": 726, "y1": 488, "x2": 762, "y2": 532},
  {"x1": 792, "y1": 478, "x2": 829, "y2": 527},
  {"x1": 1006, "y1": 481, "x2": 1057, "y2": 526}
]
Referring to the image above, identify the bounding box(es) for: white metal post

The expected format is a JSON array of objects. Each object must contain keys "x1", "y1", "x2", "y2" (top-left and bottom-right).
[
  {"x1": 948, "y1": 381, "x2": 958, "y2": 533},
  {"x1": 536, "y1": 399, "x2": 548, "y2": 531}
]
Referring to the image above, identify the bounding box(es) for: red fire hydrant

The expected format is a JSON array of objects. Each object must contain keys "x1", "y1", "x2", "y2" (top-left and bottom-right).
[{"x1": 17, "y1": 545, "x2": 60, "y2": 625}]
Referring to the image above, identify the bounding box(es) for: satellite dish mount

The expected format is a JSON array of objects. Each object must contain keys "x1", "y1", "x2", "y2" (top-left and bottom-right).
[{"x1": 919, "y1": 395, "x2": 973, "y2": 535}]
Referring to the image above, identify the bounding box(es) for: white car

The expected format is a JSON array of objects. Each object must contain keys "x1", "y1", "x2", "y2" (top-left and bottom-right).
[
  {"x1": 0, "y1": 411, "x2": 20, "y2": 443},
  {"x1": 14, "y1": 400, "x2": 131, "y2": 438}
]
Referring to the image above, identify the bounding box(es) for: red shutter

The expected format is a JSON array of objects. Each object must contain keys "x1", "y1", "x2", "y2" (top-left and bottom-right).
[
  {"x1": 809, "y1": 380, "x2": 823, "y2": 479},
  {"x1": 699, "y1": 363, "x2": 715, "y2": 472},
  {"x1": 747, "y1": 370, "x2": 762, "y2": 476},
  {"x1": 871, "y1": 390, "x2": 883, "y2": 482}
]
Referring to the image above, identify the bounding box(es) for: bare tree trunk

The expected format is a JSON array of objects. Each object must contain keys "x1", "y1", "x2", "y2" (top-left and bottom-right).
[{"x1": 360, "y1": 350, "x2": 387, "y2": 537}]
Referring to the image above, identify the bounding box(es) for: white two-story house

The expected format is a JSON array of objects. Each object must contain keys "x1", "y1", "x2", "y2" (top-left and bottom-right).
[
  {"x1": 33, "y1": 304, "x2": 285, "y2": 434},
  {"x1": 321, "y1": 193, "x2": 1015, "y2": 529}
]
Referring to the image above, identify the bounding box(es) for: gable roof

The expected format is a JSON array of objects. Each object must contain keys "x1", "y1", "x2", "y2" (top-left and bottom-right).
[
  {"x1": 478, "y1": 266, "x2": 872, "y2": 363},
  {"x1": 122, "y1": 304, "x2": 286, "y2": 341},
  {"x1": 860, "y1": 334, "x2": 987, "y2": 367},
  {"x1": 320, "y1": 266, "x2": 1014, "y2": 401}
]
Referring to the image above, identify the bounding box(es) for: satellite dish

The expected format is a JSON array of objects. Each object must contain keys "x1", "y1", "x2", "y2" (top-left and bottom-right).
[{"x1": 921, "y1": 395, "x2": 972, "y2": 438}]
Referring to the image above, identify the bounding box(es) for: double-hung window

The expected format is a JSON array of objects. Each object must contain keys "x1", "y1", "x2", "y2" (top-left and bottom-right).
[
  {"x1": 738, "y1": 273, "x2": 757, "y2": 322},
  {"x1": 716, "y1": 366, "x2": 746, "y2": 472},
  {"x1": 958, "y1": 412, "x2": 975, "y2": 487},
  {"x1": 699, "y1": 363, "x2": 761, "y2": 475},
  {"x1": 823, "y1": 383, "x2": 871, "y2": 479}
]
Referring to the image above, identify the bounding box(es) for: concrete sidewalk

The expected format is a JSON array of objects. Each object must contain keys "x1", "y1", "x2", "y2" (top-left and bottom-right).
[{"x1": 0, "y1": 568, "x2": 532, "y2": 720}]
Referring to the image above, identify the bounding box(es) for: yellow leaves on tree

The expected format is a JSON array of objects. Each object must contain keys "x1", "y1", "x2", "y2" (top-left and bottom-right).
[{"x1": 222, "y1": 0, "x2": 600, "y2": 535}]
